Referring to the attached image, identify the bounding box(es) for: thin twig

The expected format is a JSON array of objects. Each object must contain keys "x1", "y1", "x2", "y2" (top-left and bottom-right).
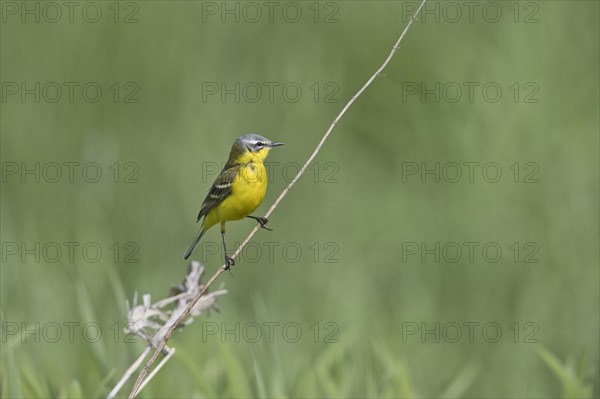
[
  {"x1": 136, "y1": 347, "x2": 176, "y2": 394},
  {"x1": 107, "y1": 262, "x2": 224, "y2": 398},
  {"x1": 127, "y1": 2, "x2": 426, "y2": 397},
  {"x1": 107, "y1": 346, "x2": 151, "y2": 399}
]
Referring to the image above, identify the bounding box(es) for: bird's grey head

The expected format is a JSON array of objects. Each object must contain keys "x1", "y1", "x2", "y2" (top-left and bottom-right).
[{"x1": 234, "y1": 134, "x2": 284, "y2": 153}]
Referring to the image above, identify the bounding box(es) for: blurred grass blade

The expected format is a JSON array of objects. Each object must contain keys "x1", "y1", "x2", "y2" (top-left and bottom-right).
[
  {"x1": 439, "y1": 362, "x2": 478, "y2": 398},
  {"x1": 174, "y1": 344, "x2": 217, "y2": 398},
  {"x1": 58, "y1": 379, "x2": 83, "y2": 399},
  {"x1": 75, "y1": 278, "x2": 108, "y2": 374},
  {"x1": 1, "y1": 309, "x2": 23, "y2": 399},
  {"x1": 19, "y1": 356, "x2": 50, "y2": 398},
  {"x1": 536, "y1": 346, "x2": 593, "y2": 398},
  {"x1": 253, "y1": 357, "x2": 267, "y2": 399},
  {"x1": 372, "y1": 341, "x2": 414, "y2": 398},
  {"x1": 93, "y1": 369, "x2": 115, "y2": 398},
  {"x1": 105, "y1": 264, "x2": 128, "y2": 315},
  {"x1": 217, "y1": 341, "x2": 252, "y2": 397}
]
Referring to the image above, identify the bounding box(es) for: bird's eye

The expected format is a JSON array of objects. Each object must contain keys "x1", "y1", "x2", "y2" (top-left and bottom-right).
[{"x1": 256, "y1": 142, "x2": 264, "y2": 147}]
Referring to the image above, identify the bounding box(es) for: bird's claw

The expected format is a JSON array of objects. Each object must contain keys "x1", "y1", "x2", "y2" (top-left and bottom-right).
[
  {"x1": 224, "y1": 256, "x2": 235, "y2": 270},
  {"x1": 257, "y1": 217, "x2": 273, "y2": 231}
]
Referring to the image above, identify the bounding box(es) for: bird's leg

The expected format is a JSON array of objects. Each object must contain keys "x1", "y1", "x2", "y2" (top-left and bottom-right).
[
  {"x1": 247, "y1": 215, "x2": 272, "y2": 231},
  {"x1": 220, "y1": 225, "x2": 235, "y2": 270}
]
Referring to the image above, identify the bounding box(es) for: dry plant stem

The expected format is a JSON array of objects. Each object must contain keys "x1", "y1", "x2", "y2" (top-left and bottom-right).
[
  {"x1": 128, "y1": 268, "x2": 225, "y2": 398},
  {"x1": 136, "y1": 347, "x2": 176, "y2": 394},
  {"x1": 107, "y1": 346, "x2": 151, "y2": 399},
  {"x1": 128, "y1": 2, "x2": 426, "y2": 397},
  {"x1": 108, "y1": 262, "x2": 223, "y2": 399}
]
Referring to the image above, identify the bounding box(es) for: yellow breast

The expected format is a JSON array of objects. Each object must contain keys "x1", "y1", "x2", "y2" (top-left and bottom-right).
[{"x1": 212, "y1": 161, "x2": 267, "y2": 223}]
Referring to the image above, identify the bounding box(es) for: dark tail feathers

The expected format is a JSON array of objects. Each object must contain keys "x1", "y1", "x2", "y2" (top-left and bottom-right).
[{"x1": 183, "y1": 227, "x2": 206, "y2": 260}]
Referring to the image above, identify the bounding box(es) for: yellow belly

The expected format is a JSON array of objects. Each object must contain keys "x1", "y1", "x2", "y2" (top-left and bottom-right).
[{"x1": 204, "y1": 162, "x2": 267, "y2": 229}]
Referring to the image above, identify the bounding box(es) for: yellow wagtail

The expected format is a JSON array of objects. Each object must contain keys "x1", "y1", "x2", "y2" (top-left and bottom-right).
[{"x1": 183, "y1": 134, "x2": 284, "y2": 268}]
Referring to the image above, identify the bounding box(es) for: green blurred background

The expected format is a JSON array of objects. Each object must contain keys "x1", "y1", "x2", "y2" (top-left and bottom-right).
[{"x1": 1, "y1": 1, "x2": 598, "y2": 398}]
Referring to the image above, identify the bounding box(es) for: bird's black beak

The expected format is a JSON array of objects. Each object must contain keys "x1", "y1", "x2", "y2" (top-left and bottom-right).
[{"x1": 269, "y1": 142, "x2": 284, "y2": 147}]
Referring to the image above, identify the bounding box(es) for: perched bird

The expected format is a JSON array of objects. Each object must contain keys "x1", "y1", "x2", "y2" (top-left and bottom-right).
[{"x1": 183, "y1": 134, "x2": 284, "y2": 268}]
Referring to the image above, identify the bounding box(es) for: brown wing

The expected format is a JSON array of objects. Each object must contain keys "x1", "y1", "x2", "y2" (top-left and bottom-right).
[{"x1": 196, "y1": 163, "x2": 240, "y2": 221}]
